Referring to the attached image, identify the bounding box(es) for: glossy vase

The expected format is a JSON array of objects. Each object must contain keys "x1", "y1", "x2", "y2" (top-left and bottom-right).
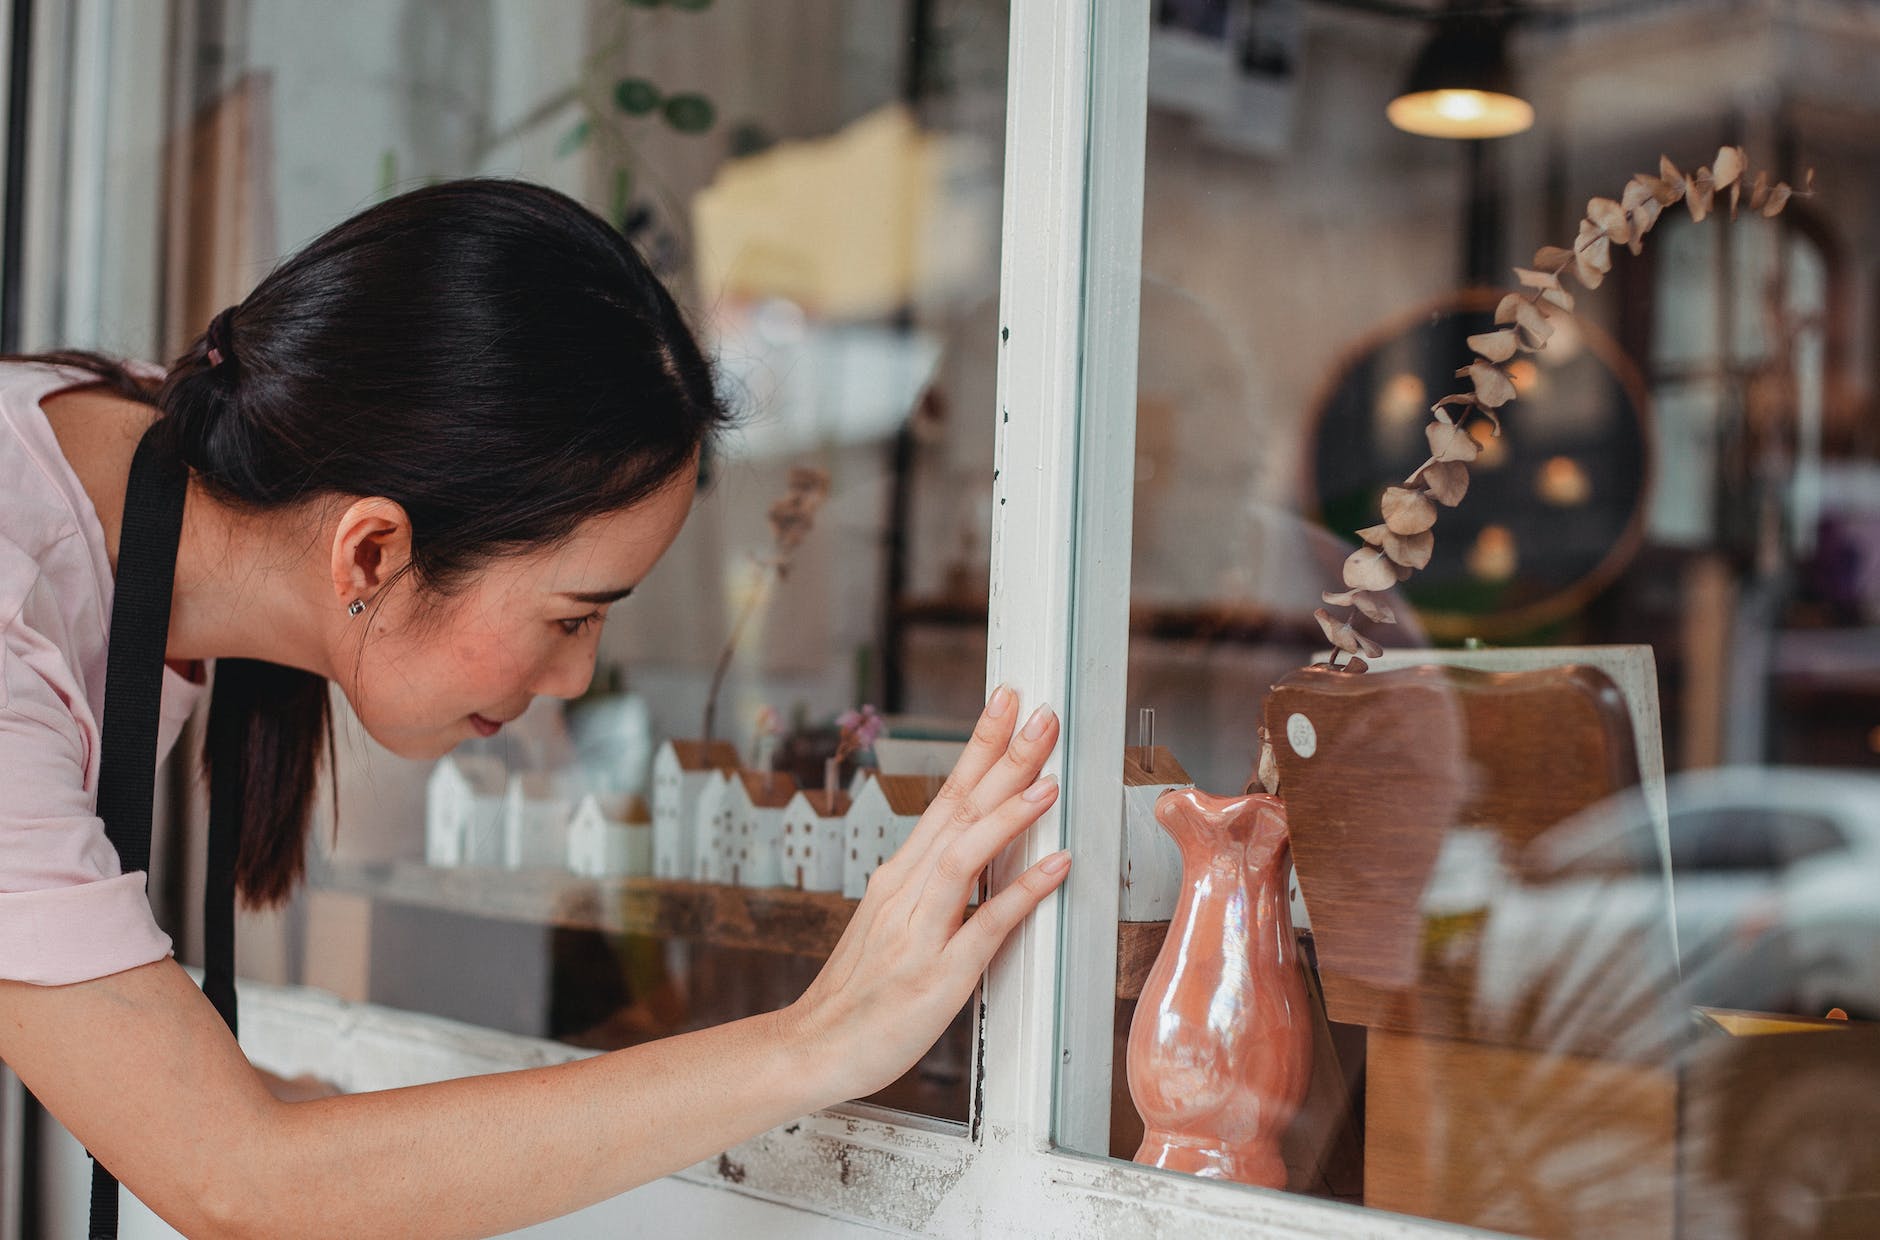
[{"x1": 1126, "y1": 787, "x2": 1312, "y2": 1188}]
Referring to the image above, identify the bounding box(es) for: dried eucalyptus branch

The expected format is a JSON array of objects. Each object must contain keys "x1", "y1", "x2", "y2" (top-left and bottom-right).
[
  {"x1": 701, "y1": 467, "x2": 832, "y2": 743},
  {"x1": 1264, "y1": 147, "x2": 1816, "y2": 795}
]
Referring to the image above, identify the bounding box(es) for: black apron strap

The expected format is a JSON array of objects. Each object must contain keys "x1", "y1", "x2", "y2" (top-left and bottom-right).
[{"x1": 88, "y1": 422, "x2": 239, "y2": 1238}]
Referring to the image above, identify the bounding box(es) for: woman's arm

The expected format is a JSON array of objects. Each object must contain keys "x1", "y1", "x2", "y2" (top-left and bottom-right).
[{"x1": 0, "y1": 688, "x2": 1065, "y2": 1239}]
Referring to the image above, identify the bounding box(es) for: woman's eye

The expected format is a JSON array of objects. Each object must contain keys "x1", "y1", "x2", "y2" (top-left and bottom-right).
[{"x1": 558, "y1": 612, "x2": 602, "y2": 636}]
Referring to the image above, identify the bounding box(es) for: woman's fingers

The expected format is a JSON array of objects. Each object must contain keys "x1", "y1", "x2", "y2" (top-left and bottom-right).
[
  {"x1": 943, "y1": 850, "x2": 1073, "y2": 977},
  {"x1": 898, "y1": 703, "x2": 1060, "y2": 885},
  {"x1": 889, "y1": 686, "x2": 1021, "y2": 873},
  {"x1": 917, "y1": 772, "x2": 1060, "y2": 925}
]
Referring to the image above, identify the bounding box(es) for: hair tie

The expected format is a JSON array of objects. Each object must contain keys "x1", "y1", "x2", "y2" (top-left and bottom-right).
[{"x1": 205, "y1": 306, "x2": 238, "y2": 369}]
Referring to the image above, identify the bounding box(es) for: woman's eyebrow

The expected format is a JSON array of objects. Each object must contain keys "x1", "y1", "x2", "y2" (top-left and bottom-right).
[{"x1": 560, "y1": 586, "x2": 635, "y2": 604}]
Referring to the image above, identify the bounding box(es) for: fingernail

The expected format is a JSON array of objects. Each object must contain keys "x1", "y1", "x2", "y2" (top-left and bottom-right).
[
  {"x1": 1022, "y1": 774, "x2": 1057, "y2": 802},
  {"x1": 1022, "y1": 704, "x2": 1053, "y2": 740},
  {"x1": 1040, "y1": 850, "x2": 1071, "y2": 876},
  {"x1": 987, "y1": 684, "x2": 1012, "y2": 718}
]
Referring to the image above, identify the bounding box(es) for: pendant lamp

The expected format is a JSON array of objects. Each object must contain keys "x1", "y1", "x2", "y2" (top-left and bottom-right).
[{"x1": 1387, "y1": 17, "x2": 1533, "y2": 140}]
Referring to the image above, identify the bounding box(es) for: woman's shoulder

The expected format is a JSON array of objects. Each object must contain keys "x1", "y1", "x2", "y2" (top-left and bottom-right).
[{"x1": 0, "y1": 361, "x2": 120, "y2": 707}]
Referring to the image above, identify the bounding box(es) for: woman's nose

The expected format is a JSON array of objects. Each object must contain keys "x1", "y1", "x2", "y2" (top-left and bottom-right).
[{"x1": 530, "y1": 640, "x2": 597, "y2": 700}]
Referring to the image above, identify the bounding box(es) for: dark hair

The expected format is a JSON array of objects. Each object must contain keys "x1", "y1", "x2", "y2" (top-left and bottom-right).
[{"x1": 18, "y1": 179, "x2": 729, "y2": 906}]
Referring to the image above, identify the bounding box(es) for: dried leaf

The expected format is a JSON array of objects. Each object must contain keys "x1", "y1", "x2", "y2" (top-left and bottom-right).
[
  {"x1": 1533, "y1": 245, "x2": 1574, "y2": 270},
  {"x1": 1804, "y1": 167, "x2": 1816, "y2": 193},
  {"x1": 1712, "y1": 144, "x2": 1745, "y2": 190},
  {"x1": 1659, "y1": 155, "x2": 1685, "y2": 194},
  {"x1": 1626, "y1": 195, "x2": 1663, "y2": 252},
  {"x1": 1637, "y1": 173, "x2": 1681, "y2": 206},
  {"x1": 1382, "y1": 486, "x2": 1438, "y2": 535},
  {"x1": 1687, "y1": 169, "x2": 1715, "y2": 222},
  {"x1": 1494, "y1": 293, "x2": 1526, "y2": 325},
  {"x1": 1258, "y1": 740, "x2": 1279, "y2": 796},
  {"x1": 1586, "y1": 197, "x2": 1630, "y2": 245},
  {"x1": 1342, "y1": 546, "x2": 1398, "y2": 592},
  {"x1": 1621, "y1": 179, "x2": 1653, "y2": 213},
  {"x1": 1763, "y1": 183, "x2": 1792, "y2": 217},
  {"x1": 1514, "y1": 267, "x2": 1561, "y2": 292},
  {"x1": 1467, "y1": 329, "x2": 1519, "y2": 363},
  {"x1": 1728, "y1": 178, "x2": 1742, "y2": 220},
  {"x1": 1574, "y1": 218, "x2": 1612, "y2": 288},
  {"x1": 1383, "y1": 528, "x2": 1434, "y2": 570},
  {"x1": 1477, "y1": 405, "x2": 1502, "y2": 436},
  {"x1": 1315, "y1": 607, "x2": 1361, "y2": 655},
  {"x1": 1749, "y1": 170, "x2": 1770, "y2": 211},
  {"x1": 1542, "y1": 286, "x2": 1576, "y2": 312},
  {"x1": 1432, "y1": 392, "x2": 1477, "y2": 411},
  {"x1": 1356, "y1": 523, "x2": 1389, "y2": 547},
  {"x1": 1396, "y1": 563, "x2": 1414, "y2": 582},
  {"x1": 1343, "y1": 656, "x2": 1370, "y2": 674},
  {"x1": 1423, "y1": 459, "x2": 1470, "y2": 507},
  {"x1": 1351, "y1": 592, "x2": 1397, "y2": 625},
  {"x1": 1322, "y1": 590, "x2": 1397, "y2": 627},
  {"x1": 1469, "y1": 360, "x2": 1517, "y2": 408},
  {"x1": 1426, "y1": 419, "x2": 1481, "y2": 462},
  {"x1": 1512, "y1": 300, "x2": 1553, "y2": 349}
]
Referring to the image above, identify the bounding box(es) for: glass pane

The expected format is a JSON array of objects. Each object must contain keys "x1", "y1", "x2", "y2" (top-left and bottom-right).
[
  {"x1": 126, "y1": 0, "x2": 1013, "y2": 1126},
  {"x1": 1058, "y1": 2, "x2": 1880, "y2": 1235}
]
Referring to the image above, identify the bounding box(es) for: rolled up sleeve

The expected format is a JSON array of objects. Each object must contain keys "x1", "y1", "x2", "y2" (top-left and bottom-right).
[{"x1": 1, "y1": 647, "x2": 173, "y2": 986}]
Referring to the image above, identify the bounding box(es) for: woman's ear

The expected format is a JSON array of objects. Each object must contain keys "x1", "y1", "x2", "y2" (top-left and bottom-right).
[{"x1": 329, "y1": 497, "x2": 414, "y2": 607}]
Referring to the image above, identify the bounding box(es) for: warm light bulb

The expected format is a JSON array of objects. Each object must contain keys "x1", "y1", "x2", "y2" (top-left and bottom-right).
[
  {"x1": 1467, "y1": 525, "x2": 1519, "y2": 582},
  {"x1": 1433, "y1": 90, "x2": 1488, "y2": 121},
  {"x1": 1387, "y1": 89, "x2": 1534, "y2": 139},
  {"x1": 1536, "y1": 455, "x2": 1592, "y2": 507}
]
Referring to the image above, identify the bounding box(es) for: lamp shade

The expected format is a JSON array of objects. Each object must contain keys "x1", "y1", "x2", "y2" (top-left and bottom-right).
[{"x1": 1387, "y1": 23, "x2": 1533, "y2": 140}]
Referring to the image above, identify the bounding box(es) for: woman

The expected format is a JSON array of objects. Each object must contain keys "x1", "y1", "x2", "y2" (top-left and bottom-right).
[{"x1": 0, "y1": 179, "x2": 1068, "y2": 1236}]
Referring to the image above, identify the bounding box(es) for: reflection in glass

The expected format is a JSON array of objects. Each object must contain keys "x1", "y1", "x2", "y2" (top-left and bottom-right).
[{"x1": 1063, "y1": 2, "x2": 1880, "y2": 1236}]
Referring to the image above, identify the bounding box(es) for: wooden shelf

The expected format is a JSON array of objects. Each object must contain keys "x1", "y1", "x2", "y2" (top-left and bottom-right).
[
  {"x1": 313, "y1": 860, "x2": 859, "y2": 959},
  {"x1": 315, "y1": 859, "x2": 1178, "y2": 996}
]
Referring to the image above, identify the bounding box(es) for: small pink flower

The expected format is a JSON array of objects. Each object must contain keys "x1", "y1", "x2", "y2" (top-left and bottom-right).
[{"x1": 835, "y1": 704, "x2": 884, "y2": 760}]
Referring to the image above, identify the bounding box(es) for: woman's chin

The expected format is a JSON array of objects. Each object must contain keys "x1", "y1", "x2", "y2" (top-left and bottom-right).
[{"x1": 361, "y1": 723, "x2": 466, "y2": 762}]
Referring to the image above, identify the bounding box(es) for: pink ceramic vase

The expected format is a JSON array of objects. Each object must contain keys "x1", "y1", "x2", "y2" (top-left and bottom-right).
[{"x1": 1126, "y1": 787, "x2": 1312, "y2": 1188}]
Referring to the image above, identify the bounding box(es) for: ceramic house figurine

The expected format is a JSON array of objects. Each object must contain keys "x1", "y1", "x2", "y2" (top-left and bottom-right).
[
  {"x1": 503, "y1": 771, "x2": 575, "y2": 870},
  {"x1": 726, "y1": 769, "x2": 800, "y2": 887},
  {"x1": 426, "y1": 754, "x2": 507, "y2": 867},
  {"x1": 693, "y1": 768, "x2": 739, "y2": 882},
  {"x1": 1121, "y1": 745, "x2": 1195, "y2": 921},
  {"x1": 565, "y1": 793, "x2": 652, "y2": 878},
  {"x1": 651, "y1": 739, "x2": 739, "y2": 879},
  {"x1": 781, "y1": 789, "x2": 851, "y2": 892},
  {"x1": 844, "y1": 774, "x2": 944, "y2": 899}
]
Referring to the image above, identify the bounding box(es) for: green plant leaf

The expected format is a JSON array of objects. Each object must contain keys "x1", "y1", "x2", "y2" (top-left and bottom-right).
[
  {"x1": 556, "y1": 118, "x2": 592, "y2": 158},
  {"x1": 614, "y1": 78, "x2": 663, "y2": 116},
  {"x1": 663, "y1": 93, "x2": 716, "y2": 134}
]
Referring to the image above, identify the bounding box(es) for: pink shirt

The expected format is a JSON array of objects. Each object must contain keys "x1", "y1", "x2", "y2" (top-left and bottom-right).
[{"x1": 0, "y1": 361, "x2": 203, "y2": 985}]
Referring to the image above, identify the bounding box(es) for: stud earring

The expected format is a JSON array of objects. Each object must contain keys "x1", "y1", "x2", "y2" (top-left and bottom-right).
[{"x1": 347, "y1": 599, "x2": 365, "y2": 617}]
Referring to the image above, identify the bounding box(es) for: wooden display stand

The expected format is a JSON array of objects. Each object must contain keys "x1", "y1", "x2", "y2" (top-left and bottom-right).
[{"x1": 1267, "y1": 658, "x2": 1681, "y2": 1238}]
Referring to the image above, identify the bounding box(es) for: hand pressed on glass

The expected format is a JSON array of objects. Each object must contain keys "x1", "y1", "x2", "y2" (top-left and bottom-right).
[{"x1": 784, "y1": 685, "x2": 1068, "y2": 1101}]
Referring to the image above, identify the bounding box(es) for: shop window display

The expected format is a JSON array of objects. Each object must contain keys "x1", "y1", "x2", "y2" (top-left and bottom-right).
[
  {"x1": 21, "y1": 0, "x2": 1879, "y2": 1234},
  {"x1": 1040, "y1": 3, "x2": 1880, "y2": 1237}
]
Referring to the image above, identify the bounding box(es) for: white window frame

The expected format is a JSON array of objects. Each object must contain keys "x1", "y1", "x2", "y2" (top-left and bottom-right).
[{"x1": 15, "y1": 2, "x2": 1485, "y2": 1234}]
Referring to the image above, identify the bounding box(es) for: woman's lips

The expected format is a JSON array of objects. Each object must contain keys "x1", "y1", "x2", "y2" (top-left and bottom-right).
[{"x1": 469, "y1": 713, "x2": 504, "y2": 738}]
